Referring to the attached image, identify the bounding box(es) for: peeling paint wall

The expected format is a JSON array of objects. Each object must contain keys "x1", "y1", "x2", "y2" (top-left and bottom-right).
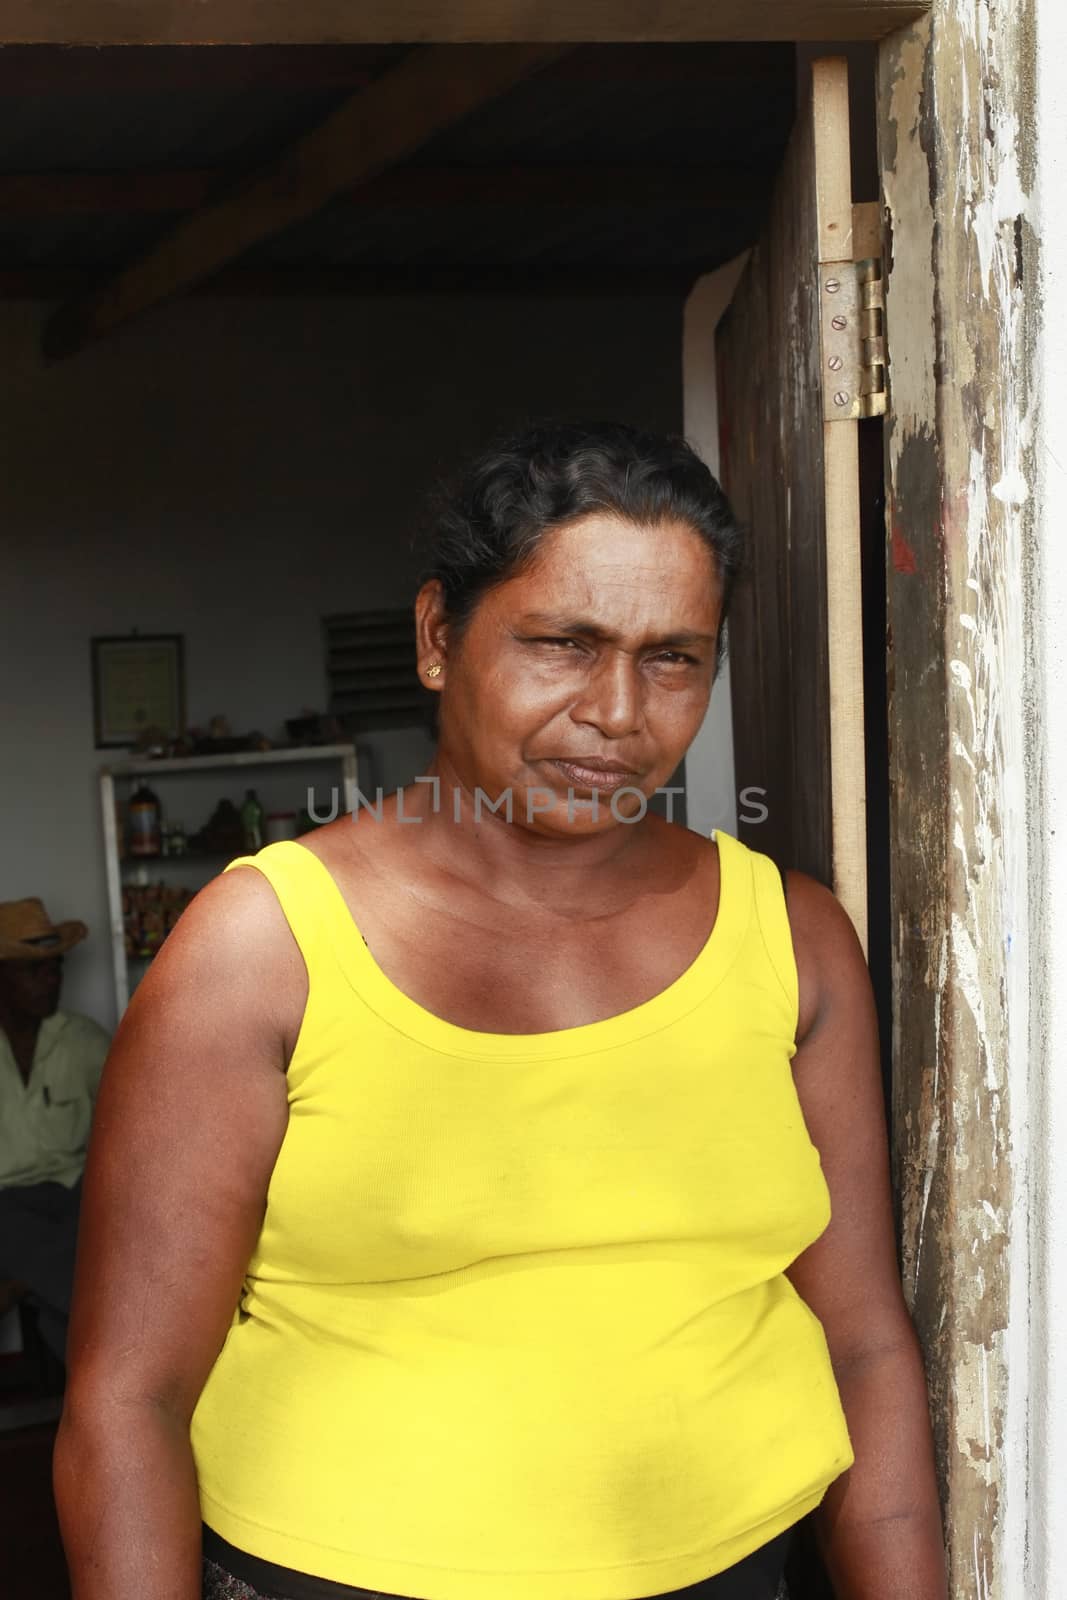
[
  {"x1": 1025, "y1": 0, "x2": 1067, "y2": 1590},
  {"x1": 878, "y1": 1, "x2": 1038, "y2": 1595}
]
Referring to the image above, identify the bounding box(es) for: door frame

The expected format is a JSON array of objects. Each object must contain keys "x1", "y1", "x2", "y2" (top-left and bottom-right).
[
  {"x1": 4, "y1": 3, "x2": 1037, "y2": 1595},
  {"x1": 0, "y1": 2, "x2": 929, "y2": 45},
  {"x1": 876, "y1": 11, "x2": 1036, "y2": 1597}
]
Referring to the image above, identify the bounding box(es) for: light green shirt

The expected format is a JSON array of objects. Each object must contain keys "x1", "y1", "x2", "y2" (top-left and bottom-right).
[{"x1": 0, "y1": 1010, "x2": 111, "y2": 1189}]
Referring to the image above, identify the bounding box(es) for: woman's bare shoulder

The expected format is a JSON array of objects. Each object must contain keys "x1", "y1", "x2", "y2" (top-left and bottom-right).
[
  {"x1": 779, "y1": 866, "x2": 869, "y2": 1044},
  {"x1": 125, "y1": 860, "x2": 308, "y2": 1060},
  {"x1": 168, "y1": 854, "x2": 299, "y2": 959}
]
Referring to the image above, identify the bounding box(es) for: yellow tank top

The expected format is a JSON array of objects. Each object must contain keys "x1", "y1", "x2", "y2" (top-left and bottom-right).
[{"x1": 190, "y1": 828, "x2": 854, "y2": 1600}]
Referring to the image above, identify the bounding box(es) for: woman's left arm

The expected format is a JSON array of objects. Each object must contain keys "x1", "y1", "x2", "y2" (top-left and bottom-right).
[{"x1": 782, "y1": 871, "x2": 948, "y2": 1600}]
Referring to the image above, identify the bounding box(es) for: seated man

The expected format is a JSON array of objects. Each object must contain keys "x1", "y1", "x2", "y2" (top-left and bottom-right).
[{"x1": 0, "y1": 898, "x2": 110, "y2": 1363}]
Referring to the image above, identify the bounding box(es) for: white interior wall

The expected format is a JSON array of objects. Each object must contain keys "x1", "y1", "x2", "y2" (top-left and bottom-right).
[
  {"x1": 0, "y1": 292, "x2": 682, "y2": 1030},
  {"x1": 681, "y1": 259, "x2": 747, "y2": 840}
]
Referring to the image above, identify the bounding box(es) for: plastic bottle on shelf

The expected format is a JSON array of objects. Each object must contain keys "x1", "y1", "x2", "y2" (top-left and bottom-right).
[
  {"x1": 128, "y1": 783, "x2": 162, "y2": 857},
  {"x1": 241, "y1": 789, "x2": 264, "y2": 852},
  {"x1": 264, "y1": 810, "x2": 298, "y2": 844}
]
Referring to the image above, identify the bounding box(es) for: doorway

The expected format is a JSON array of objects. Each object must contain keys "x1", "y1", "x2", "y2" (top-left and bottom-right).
[{"x1": 1, "y1": 34, "x2": 897, "y2": 1600}]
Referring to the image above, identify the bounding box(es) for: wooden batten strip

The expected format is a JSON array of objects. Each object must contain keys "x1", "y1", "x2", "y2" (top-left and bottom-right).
[
  {"x1": 0, "y1": 164, "x2": 765, "y2": 218},
  {"x1": 812, "y1": 55, "x2": 869, "y2": 955}
]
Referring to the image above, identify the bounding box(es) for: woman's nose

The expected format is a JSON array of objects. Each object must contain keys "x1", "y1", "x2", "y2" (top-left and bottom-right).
[{"x1": 571, "y1": 653, "x2": 643, "y2": 738}]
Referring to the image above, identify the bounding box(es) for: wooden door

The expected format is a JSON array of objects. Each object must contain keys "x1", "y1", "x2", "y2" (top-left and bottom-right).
[{"x1": 716, "y1": 57, "x2": 881, "y2": 952}]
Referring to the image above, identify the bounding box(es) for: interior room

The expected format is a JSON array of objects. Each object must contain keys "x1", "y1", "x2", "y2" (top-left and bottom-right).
[
  {"x1": 2, "y1": 35, "x2": 887, "y2": 1600},
  {"x1": 0, "y1": 41, "x2": 816, "y2": 1029},
  {"x1": 4, "y1": 0, "x2": 1059, "y2": 1592}
]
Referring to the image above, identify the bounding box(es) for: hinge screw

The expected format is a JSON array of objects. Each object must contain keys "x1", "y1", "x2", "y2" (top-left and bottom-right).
[
  {"x1": 833, "y1": 390, "x2": 851, "y2": 407},
  {"x1": 828, "y1": 355, "x2": 844, "y2": 371},
  {"x1": 831, "y1": 315, "x2": 847, "y2": 330},
  {"x1": 825, "y1": 279, "x2": 841, "y2": 294}
]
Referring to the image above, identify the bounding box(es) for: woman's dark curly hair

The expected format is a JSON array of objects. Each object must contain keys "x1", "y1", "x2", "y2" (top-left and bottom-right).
[{"x1": 417, "y1": 420, "x2": 743, "y2": 670}]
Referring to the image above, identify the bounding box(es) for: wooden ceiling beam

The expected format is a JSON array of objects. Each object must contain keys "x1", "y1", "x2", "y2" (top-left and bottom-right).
[
  {"x1": 0, "y1": 41, "x2": 788, "y2": 95},
  {"x1": 2, "y1": 265, "x2": 698, "y2": 299},
  {"x1": 2, "y1": 164, "x2": 766, "y2": 216},
  {"x1": 0, "y1": 172, "x2": 216, "y2": 214},
  {"x1": 40, "y1": 43, "x2": 567, "y2": 359},
  {"x1": 0, "y1": 44, "x2": 389, "y2": 95},
  {"x1": 0, "y1": 2, "x2": 930, "y2": 46}
]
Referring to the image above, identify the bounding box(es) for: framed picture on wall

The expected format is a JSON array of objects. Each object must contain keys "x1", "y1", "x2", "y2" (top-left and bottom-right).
[{"x1": 91, "y1": 633, "x2": 186, "y2": 748}]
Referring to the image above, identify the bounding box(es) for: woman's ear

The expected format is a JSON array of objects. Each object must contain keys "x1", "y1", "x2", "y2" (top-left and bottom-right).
[{"x1": 414, "y1": 579, "x2": 450, "y2": 687}]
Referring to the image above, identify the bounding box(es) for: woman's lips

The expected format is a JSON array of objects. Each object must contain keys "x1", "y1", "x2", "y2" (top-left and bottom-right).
[{"x1": 547, "y1": 759, "x2": 640, "y2": 792}]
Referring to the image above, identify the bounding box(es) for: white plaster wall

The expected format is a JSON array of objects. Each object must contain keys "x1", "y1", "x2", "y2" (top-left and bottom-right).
[
  {"x1": 0, "y1": 292, "x2": 682, "y2": 1031},
  {"x1": 681, "y1": 258, "x2": 748, "y2": 839},
  {"x1": 1026, "y1": 0, "x2": 1067, "y2": 1586}
]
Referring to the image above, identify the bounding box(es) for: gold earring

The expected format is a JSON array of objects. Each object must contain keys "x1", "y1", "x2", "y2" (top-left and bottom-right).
[{"x1": 424, "y1": 661, "x2": 443, "y2": 679}]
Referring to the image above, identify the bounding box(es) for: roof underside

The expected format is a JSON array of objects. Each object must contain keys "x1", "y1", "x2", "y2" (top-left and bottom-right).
[{"x1": 0, "y1": 44, "x2": 795, "y2": 288}]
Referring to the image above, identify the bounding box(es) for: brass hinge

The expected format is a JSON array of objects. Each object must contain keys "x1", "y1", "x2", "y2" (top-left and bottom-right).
[{"x1": 818, "y1": 257, "x2": 887, "y2": 421}]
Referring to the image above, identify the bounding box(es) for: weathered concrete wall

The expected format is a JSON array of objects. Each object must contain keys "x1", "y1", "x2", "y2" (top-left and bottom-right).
[{"x1": 878, "y1": 2, "x2": 1038, "y2": 1594}]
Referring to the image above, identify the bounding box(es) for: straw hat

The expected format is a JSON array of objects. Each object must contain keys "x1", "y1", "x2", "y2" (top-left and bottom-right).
[{"x1": 0, "y1": 899, "x2": 88, "y2": 961}]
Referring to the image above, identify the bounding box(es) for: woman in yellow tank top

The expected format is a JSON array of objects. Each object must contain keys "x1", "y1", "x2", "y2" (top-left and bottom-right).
[{"x1": 57, "y1": 423, "x2": 946, "y2": 1600}]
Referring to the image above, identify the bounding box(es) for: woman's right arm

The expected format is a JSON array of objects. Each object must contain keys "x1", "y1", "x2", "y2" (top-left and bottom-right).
[{"x1": 54, "y1": 866, "x2": 307, "y2": 1600}]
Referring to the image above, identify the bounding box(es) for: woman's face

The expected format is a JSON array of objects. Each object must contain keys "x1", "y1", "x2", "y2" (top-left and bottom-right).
[{"x1": 421, "y1": 513, "x2": 723, "y2": 836}]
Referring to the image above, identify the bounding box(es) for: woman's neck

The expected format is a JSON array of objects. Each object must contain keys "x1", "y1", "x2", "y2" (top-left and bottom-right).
[{"x1": 384, "y1": 755, "x2": 662, "y2": 918}]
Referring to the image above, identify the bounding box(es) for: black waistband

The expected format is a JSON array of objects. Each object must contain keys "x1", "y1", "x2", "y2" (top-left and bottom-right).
[
  {"x1": 201, "y1": 1523, "x2": 793, "y2": 1600},
  {"x1": 203, "y1": 1525, "x2": 384, "y2": 1599}
]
